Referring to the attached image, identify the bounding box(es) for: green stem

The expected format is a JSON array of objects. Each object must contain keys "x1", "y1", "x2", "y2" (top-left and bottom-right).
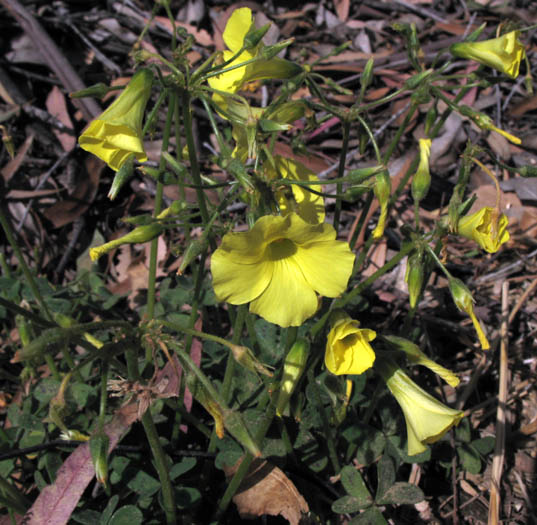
[
  {"x1": 125, "y1": 347, "x2": 176, "y2": 524},
  {"x1": 146, "y1": 92, "x2": 176, "y2": 327},
  {"x1": 0, "y1": 206, "x2": 53, "y2": 321},
  {"x1": 181, "y1": 89, "x2": 210, "y2": 226},
  {"x1": 215, "y1": 397, "x2": 278, "y2": 519},
  {"x1": 333, "y1": 119, "x2": 350, "y2": 233},
  {"x1": 308, "y1": 368, "x2": 340, "y2": 474},
  {"x1": 382, "y1": 102, "x2": 418, "y2": 164}
]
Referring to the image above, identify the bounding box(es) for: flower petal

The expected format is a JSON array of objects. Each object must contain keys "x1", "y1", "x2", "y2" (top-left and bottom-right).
[
  {"x1": 249, "y1": 256, "x2": 318, "y2": 327},
  {"x1": 222, "y1": 8, "x2": 253, "y2": 53},
  {"x1": 293, "y1": 240, "x2": 355, "y2": 297},
  {"x1": 211, "y1": 251, "x2": 272, "y2": 305}
]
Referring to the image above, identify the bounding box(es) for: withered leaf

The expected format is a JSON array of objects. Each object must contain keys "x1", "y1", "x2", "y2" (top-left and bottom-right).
[{"x1": 224, "y1": 458, "x2": 309, "y2": 525}]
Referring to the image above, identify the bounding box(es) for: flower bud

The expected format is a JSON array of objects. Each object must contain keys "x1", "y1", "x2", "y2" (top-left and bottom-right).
[
  {"x1": 372, "y1": 170, "x2": 391, "y2": 239},
  {"x1": 276, "y1": 339, "x2": 309, "y2": 417},
  {"x1": 70, "y1": 83, "x2": 112, "y2": 99},
  {"x1": 384, "y1": 335, "x2": 459, "y2": 387},
  {"x1": 90, "y1": 430, "x2": 110, "y2": 486},
  {"x1": 411, "y1": 139, "x2": 432, "y2": 203},
  {"x1": 243, "y1": 23, "x2": 271, "y2": 49},
  {"x1": 108, "y1": 153, "x2": 135, "y2": 200},
  {"x1": 231, "y1": 344, "x2": 273, "y2": 378},
  {"x1": 360, "y1": 58, "x2": 375, "y2": 101},
  {"x1": 405, "y1": 251, "x2": 425, "y2": 309},
  {"x1": 448, "y1": 278, "x2": 490, "y2": 350},
  {"x1": 89, "y1": 223, "x2": 164, "y2": 261}
]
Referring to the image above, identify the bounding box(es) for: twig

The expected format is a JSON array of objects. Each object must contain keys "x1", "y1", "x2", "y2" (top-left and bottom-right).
[{"x1": 488, "y1": 281, "x2": 510, "y2": 525}]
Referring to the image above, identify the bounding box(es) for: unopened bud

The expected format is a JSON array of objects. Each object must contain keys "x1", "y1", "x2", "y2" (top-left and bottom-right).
[
  {"x1": 108, "y1": 154, "x2": 135, "y2": 200},
  {"x1": 70, "y1": 83, "x2": 112, "y2": 99},
  {"x1": 243, "y1": 23, "x2": 271, "y2": 49},
  {"x1": 411, "y1": 138, "x2": 432, "y2": 203},
  {"x1": 276, "y1": 339, "x2": 309, "y2": 417},
  {"x1": 89, "y1": 223, "x2": 164, "y2": 261},
  {"x1": 405, "y1": 251, "x2": 425, "y2": 309},
  {"x1": 90, "y1": 430, "x2": 110, "y2": 486}
]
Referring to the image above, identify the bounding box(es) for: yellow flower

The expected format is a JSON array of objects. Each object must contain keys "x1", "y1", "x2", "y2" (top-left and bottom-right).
[
  {"x1": 450, "y1": 30, "x2": 525, "y2": 79},
  {"x1": 377, "y1": 359, "x2": 464, "y2": 456},
  {"x1": 211, "y1": 213, "x2": 355, "y2": 327},
  {"x1": 458, "y1": 206, "x2": 509, "y2": 254},
  {"x1": 265, "y1": 156, "x2": 325, "y2": 224},
  {"x1": 208, "y1": 8, "x2": 302, "y2": 94},
  {"x1": 411, "y1": 138, "x2": 432, "y2": 203},
  {"x1": 78, "y1": 69, "x2": 153, "y2": 171},
  {"x1": 324, "y1": 312, "x2": 376, "y2": 375}
]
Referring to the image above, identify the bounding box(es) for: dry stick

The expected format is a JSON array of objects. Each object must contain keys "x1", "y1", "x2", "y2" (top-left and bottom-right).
[
  {"x1": 508, "y1": 275, "x2": 537, "y2": 326},
  {"x1": 488, "y1": 281, "x2": 510, "y2": 525}
]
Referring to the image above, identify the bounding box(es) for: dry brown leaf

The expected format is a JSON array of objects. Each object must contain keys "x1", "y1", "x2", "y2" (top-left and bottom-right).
[
  {"x1": 1, "y1": 132, "x2": 34, "y2": 182},
  {"x1": 333, "y1": 0, "x2": 350, "y2": 22},
  {"x1": 22, "y1": 402, "x2": 138, "y2": 525},
  {"x1": 45, "y1": 86, "x2": 75, "y2": 152},
  {"x1": 510, "y1": 94, "x2": 537, "y2": 117},
  {"x1": 224, "y1": 458, "x2": 309, "y2": 525},
  {"x1": 43, "y1": 156, "x2": 102, "y2": 228}
]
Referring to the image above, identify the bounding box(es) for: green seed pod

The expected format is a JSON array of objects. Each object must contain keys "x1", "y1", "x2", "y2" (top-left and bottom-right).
[
  {"x1": 275, "y1": 339, "x2": 309, "y2": 417},
  {"x1": 360, "y1": 58, "x2": 375, "y2": 101}
]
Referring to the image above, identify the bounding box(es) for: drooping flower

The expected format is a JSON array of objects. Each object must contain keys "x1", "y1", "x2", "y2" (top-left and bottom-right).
[
  {"x1": 411, "y1": 138, "x2": 432, "y2": 203},
  {"x1": 450, "y1": 30, "x2": 525, "y2": 79},
  {"x1": 324, "y1": 312, "x2": 376, "y2": 375},
  {"x1": 376, "y1": 359, "x2": 464, "y2": 456},
  {"x1": 211, "y1": 213, "x2": 355, "y2": 327},
  {"x1": 208, "y1": 8, "x2": 302, "y2": 94},
  {"x1": 457, "y1": 206, "x2": 509, "y2": 254},
  {"x1": 78, "y1": 69, "x2": 153, "y2": 171},
  {"x1": 265, "y1": 156, "x2": 325, "y2": 224}
]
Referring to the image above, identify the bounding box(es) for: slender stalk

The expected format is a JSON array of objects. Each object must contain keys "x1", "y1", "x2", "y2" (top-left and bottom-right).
[
  {"x1": 382, "y1": 103, "x2": 418, "y2": 165},
  {"x1": 0, "y1": 206, "x2": 53, "y2": 321},
  {"x1": 146, "y1": 92, "x2": 176, "y2": 326},
  {"x1": 333, "y1": 120, "x2": 350, "y2": 233},
  {"x1": 125, "y1": 347, "x2": 176, "y2": 524},
  {"x1": 181, "y1": 89, "x2": 210, "y2": 226},
  {"x1": 215, "y1": 397, "x2": 277, "y2": 520}
]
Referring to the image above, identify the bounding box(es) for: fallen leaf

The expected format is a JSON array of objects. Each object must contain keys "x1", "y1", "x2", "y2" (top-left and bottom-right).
[
  {"x1": 1, "y1": 132, "x2": 34, "y2": 182},
  {"x1": 333, "y1": 0, "x2": 350, "y2": 22},
  {"x1": 43, "y1": 156, "x2": 102, "y2": 228},
  {"x1": 224, "y1": 458, "x2": 309, "y2": 525},
  {"x1": 22, "y1": 402, "x2": 138, "y2": 525},
  {"x1": 46, "y1": 86, "x2": 75, "y2": 152}
]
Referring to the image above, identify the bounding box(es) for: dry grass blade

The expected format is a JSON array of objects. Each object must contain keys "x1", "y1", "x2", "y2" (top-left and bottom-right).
[{"x1": 488, "y1": 281, "x2": 510, "y2": 524}]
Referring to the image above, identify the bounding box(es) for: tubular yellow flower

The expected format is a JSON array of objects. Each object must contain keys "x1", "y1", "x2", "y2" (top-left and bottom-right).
[
  {"x1": 211, "y1": 213, "x2": 355, "y2": 327},
  {"x1": 411, "y1": 138, "x2": 432, "y2": 203},
  {"x1": 208, "y1": 8, "x2": 301, "y2": 94},
  {"x1": 458, "y1": 206, "x2": 509, "y2": 254},
  {"x1": 450, "y1": 30, "x2": 525, "y2": 79},
  {"x1": 265, "y1": 156, "x2": 325, "y2": 224},
  {"x1": 377, "y1": 359, "x2": 464, "y2": 456},
  {"x1": 324, "y1": 312, "x2": 376, "y2": 375},
  {"x1": 78, "y1": 69, "x2": 153, "y2": 171}
]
